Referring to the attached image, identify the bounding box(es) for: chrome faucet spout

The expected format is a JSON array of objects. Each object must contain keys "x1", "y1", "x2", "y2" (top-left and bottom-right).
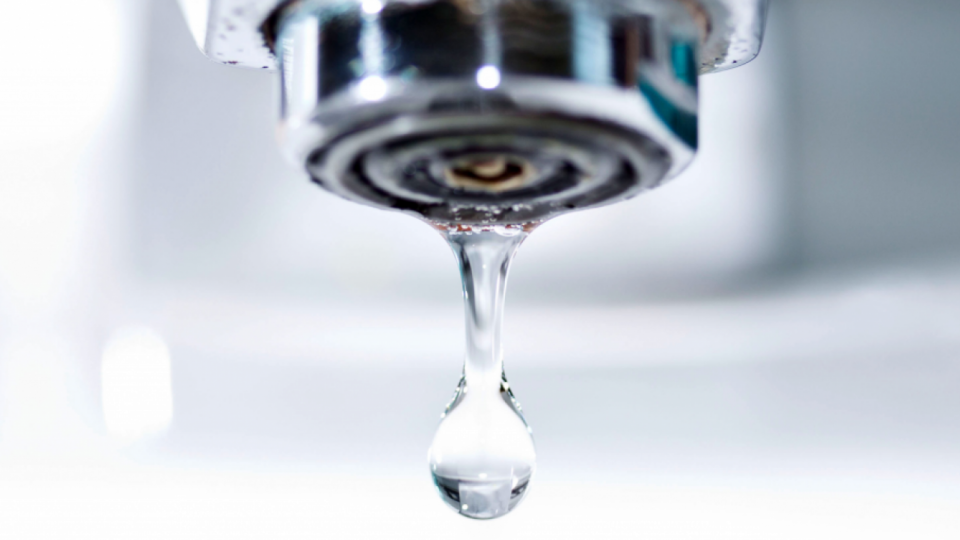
[{"x1": 177, "y1": 0, "x2": 768, "y2": 225}]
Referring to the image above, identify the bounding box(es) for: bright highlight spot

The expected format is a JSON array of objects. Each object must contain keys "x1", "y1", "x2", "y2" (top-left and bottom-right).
[
  {"x1": 101, "y1": 327, "x2": 173, "y2": 442},
  {"x1": 357, "y1": 76, "x2": 389, "y2": 102},
  {"x1": 476, "y1": 65, "x2": 502, "y2": 89},
  {"x1": 361, "y1": 0, "x2": 384, "y2": 14}
]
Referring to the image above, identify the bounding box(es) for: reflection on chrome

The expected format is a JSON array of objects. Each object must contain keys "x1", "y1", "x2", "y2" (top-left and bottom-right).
[{"x1": 476, "y1": 65, "x2": 502, "y2": 90}]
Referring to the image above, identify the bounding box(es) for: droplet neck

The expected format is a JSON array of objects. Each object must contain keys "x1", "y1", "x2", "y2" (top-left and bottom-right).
[{"x1": 445, "y1": 226, "x2": 527, "y2": 393}]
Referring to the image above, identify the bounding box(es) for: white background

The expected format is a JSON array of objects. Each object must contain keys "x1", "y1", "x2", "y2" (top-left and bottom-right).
[{"x1": 0, "y1": 0, "x2": 958, "y2": 538}]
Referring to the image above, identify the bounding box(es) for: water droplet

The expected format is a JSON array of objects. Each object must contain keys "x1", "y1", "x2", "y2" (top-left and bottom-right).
[{"x1": 428, "y1": 225, "x2": 536, "y2": 520}]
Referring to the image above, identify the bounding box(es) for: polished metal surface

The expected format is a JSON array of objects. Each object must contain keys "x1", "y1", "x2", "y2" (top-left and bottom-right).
[
  {"x1": 275, "y1": 0, "x2": 704, "y2": 224},
  {"x1": 176, "y1": 0, "x2": 768, "y2": 225},
  {"x1": 176, "y1": 0, "x2": 280, "y2": 70},
  {"x1": 685, "y1": 0, "x2": 768, "y2": 73},
  {"x1": 177, "y1": 0, "x2": 768, "y2": 73}
]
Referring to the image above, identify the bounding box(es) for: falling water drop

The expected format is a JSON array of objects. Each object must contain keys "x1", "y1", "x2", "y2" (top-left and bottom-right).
[{"x1": 428, "y1": 224, "x2": 537, "y2": 520}]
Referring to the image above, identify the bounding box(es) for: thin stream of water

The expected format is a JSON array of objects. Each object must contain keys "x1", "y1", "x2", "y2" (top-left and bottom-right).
[{"x1": 428, "y1": 224, "x2": 537, "y2": 520}]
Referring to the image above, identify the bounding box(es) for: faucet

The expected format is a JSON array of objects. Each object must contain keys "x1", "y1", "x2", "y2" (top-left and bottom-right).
[
  {"x1": 177, "y1": 0, "x2": 767, "y2": 225},
  {"x1": 175, "y1": 0, "x2": 770, "y2": 519}
]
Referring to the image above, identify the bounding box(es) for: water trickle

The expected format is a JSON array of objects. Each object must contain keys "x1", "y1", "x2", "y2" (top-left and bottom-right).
[{"x1": 428, "y1": 223, "x2": 537, "y2": 520}]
